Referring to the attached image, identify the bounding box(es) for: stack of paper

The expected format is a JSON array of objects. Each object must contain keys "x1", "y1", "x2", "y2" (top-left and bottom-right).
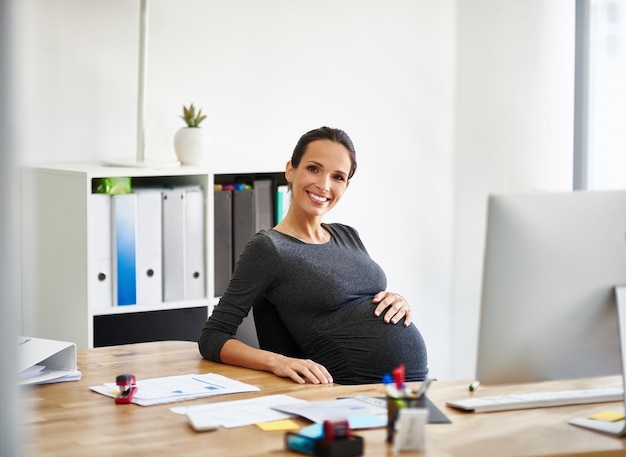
[
  {"x1": 172, "y1": 394, "x2": 307, "y2": 428},
  {"x1": 89, "y1": 373, "x2": 259, "y2": 406},
  {"x1": 271, "y1": 397, "x2": 388, "y2": 429},
  {"x1": 173, "y1": 395, "x2": 389, "y2": 430}
]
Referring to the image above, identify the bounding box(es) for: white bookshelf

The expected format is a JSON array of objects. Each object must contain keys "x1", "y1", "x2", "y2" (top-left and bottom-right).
[
  {"x1": 21, "y1": 162, "x2": 286, "y2": 349},
  {"x1": 20, "y1": 164, "x2": 206, "y2": 348}
]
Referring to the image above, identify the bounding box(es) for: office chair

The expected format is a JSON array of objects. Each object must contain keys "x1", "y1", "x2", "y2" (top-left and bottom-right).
[{"x1": 252, "y1": 296, "x2": 303, "y2": 358}]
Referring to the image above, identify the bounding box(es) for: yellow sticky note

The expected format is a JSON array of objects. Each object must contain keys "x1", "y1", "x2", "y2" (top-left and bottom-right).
[
  {"x1": 588, "y1": 411, "x2": 625, "y2": 422},
  {"x1": 255, "y1": 419, "x2": 301, "y2": 431}
]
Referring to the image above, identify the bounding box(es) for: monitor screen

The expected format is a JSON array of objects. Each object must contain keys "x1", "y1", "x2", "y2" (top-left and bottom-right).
[{"x1": 476, "y1": 190, "x2": 626, "y2": 385}]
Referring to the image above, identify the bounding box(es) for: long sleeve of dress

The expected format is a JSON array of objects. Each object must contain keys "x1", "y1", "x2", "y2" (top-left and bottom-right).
[{"x1": 198, "y1": 232, "x2": 278, "y2": 361}]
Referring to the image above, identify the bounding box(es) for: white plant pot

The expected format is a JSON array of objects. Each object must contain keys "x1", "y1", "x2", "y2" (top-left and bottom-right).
[{"x1": 174, "y1": 127, "x2": 209, "y2": 166}]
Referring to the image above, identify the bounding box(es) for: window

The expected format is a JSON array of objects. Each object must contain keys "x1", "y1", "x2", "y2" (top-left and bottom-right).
[{"x1": 575, "y1": 0, "x2": 626, "y2": 190}]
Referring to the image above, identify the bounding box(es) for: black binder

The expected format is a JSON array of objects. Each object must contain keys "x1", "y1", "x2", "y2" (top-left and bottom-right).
[
  {"x1": 213, "y1": 189, "x2": 232, "y2": 297},
  {"x1": 232, "y1": 179, "x2": 273, "y2": 266}
]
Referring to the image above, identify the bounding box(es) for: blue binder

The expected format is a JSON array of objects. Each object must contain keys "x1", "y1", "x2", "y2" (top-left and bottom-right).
[{"x1": 112, "y1": 194, "x2": 137, "y2": 306}]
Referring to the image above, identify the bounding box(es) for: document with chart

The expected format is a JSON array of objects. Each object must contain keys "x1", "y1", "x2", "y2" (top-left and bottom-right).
[{"x1": 89, "y1": 373, "x2": 259, "y2": 406}]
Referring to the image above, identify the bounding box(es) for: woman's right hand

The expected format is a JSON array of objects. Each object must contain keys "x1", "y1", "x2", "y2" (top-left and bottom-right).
[
  {"x1": 220, "y1": 339, "x2": 333, "y2": 385},
  {"x1": 270, "y1": 355, "x2": 333, "y2": 385}
]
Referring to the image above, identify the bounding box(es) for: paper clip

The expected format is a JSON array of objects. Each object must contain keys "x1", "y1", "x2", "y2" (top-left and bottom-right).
[{"x1": 115, "y1": 374, "x2": 137, "y2": 404}]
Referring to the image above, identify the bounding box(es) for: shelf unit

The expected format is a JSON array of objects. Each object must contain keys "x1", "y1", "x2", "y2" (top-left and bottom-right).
[{"x1": 21, "y1": 162, "x2": 286, "y2": 349}]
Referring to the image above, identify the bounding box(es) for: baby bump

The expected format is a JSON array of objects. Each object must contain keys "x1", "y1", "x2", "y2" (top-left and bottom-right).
[{"x1": 301, "y1": 299, "x2": 429, "y2": 384}]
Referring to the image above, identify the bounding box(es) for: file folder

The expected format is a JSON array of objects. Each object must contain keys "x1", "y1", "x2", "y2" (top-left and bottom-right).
[
  {"x1": 162, "y1": 185, "x2": 206, "y2": 301},
  {"x1": 232, "y1": 180, "x2": 273, "y2": 265},
  {"x1": 275, "y1": 184, "x2": 290, "y2": 224},
  {"x1": 214, "y1": 189, "x2": 232, "y2": 297},
  {"x1": 112, "y1": 194, "x2": 137, "y2": 306},
  {"x1": 162, "y1": 187, "x2": 186, "y2": 302},
  {"x1": 135, "y1": 190, "x2": 163, "y2": 304},
  {"x1": 90, "y1": 193, "x2": 112, "y2": 309},
  {"x1": 233, "y1": 187, "x2": 254, "y2": 265},
  {"x1": 184, "y1": 187, "x2": 205, "y2": 299},
  {"x1": 18, "y1": 336, "x2": 81, "y2": 385},
  {"x1": 253, "y1": 179, "x2": 273, "y2": 232}
]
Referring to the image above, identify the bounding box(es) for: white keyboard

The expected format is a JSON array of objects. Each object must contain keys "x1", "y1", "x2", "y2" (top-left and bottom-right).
[{"x1": 446, "y1": 387, "x2": 623, "y2": 413}]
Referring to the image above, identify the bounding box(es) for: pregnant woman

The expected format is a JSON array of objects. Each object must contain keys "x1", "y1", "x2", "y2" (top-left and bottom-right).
[{"x1": 199, "y1": 126, "x2": 428, "y2": 385}]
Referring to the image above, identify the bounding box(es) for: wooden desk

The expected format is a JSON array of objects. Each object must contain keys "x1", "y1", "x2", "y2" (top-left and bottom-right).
[{"x1": 22, "y1": 341, "x2": 626, "y2": 457}]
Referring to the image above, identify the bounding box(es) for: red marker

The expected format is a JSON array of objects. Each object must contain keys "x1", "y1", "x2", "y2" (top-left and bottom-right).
[{"x1": 392, "y1": 364, "x2": 406, "y2": 390}]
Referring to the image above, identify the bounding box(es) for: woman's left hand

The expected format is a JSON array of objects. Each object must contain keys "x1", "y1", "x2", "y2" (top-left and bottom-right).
[{"x1": 372, "y1": 291, "x2": 412, "y2": 327}]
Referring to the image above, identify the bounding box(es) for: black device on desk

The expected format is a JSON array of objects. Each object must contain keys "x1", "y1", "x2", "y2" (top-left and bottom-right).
[{"x1": 286, "y1": 420, "x2": 364, "y2": 457}]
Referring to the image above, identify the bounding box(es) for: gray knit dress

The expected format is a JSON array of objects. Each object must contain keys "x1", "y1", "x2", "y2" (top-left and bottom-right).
[{"x1": 199, "y1": 223, "x2": 428, "y2": 385}]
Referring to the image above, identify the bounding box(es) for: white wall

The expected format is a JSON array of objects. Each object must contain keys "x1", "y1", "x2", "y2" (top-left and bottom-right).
[
  {"x1": 13, "y1": 0, "x2": 457, "y2": 378},
  {"x1": 452, "y1": 0, "x2": 575, "y2": 377},
  {"x1": 10, "y1": 0, "x2": 576, "y2": 380}
]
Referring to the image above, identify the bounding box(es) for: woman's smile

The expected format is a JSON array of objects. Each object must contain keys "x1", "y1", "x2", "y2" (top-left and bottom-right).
[{"x1": 307, "y1": 190, "x2": 330, "y2": 205}]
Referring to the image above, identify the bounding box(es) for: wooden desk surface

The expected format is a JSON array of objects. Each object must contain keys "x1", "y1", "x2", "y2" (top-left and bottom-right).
[{"x1": 22, "y1": 341, "x2": 626, "y2": 457}]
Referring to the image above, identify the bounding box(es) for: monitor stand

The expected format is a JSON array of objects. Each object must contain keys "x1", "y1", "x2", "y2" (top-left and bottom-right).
[{"x1": 568, "y1": 286, "x2": 626, "y2": 436}]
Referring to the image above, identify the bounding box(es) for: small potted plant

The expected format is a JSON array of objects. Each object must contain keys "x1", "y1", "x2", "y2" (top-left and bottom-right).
[{"x1": 173, "y1": 103, "x2": 209, "y2": 166}]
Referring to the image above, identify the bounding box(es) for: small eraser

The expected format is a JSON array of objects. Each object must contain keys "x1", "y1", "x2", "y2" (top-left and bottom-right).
[{"x1": 186, "y1": 410, "x2": 221, "y2": 432}]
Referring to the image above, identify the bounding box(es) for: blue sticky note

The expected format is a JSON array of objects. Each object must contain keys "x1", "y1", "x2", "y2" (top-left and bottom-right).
[{"x1": 347, "y1": 414, "x2": 387, "y2": 429}]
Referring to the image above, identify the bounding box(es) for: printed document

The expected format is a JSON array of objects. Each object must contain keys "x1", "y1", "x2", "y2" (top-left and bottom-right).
[
  {"x1": 89, "y1": 373, "x2": 259, "y2": 406},
  {"x1": 172, "y1": 394, "x2": 307, "y2": 428}
]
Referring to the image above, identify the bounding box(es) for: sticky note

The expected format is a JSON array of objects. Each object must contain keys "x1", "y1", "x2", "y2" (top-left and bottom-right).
[
  {"x1": 255, "y1": 419, "x2": 301, "y2": 431},
  {"x1": 347, "y1": 414, "x2": 387, "y2": 429},
  {"x1": 588, "y1": 411, "x2": 625, "y2": 422}
]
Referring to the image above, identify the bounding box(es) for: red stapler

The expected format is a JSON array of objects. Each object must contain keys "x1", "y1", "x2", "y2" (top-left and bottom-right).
[{"x1": 115, "y1": 374, "x2": 137, "y2": 404}]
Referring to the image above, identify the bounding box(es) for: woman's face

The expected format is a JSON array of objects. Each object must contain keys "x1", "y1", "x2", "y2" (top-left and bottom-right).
[{"x1": 286, "y1": 139, "x2": 352, "y2": 218}]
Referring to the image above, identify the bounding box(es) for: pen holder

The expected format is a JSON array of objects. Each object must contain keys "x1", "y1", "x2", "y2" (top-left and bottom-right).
[{"x1": 386, "y1": 394, "x2": 429, "y2": 451}]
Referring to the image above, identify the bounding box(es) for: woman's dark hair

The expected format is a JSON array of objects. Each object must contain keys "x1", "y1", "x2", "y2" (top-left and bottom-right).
[{"x1": 290, "y1": 126, "x2": 357, "y2": 179}]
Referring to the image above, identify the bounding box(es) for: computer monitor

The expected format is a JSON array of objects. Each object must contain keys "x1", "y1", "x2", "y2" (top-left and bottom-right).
[{"x1": 476, "y1": 190, "x2": 626, "y2": 385}]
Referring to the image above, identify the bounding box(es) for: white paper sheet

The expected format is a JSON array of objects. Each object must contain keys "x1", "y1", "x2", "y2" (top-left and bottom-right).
[
  {"x1": 271, "y1": 397, "x2": 388, "y2": 429},
  {"x1": 89, "y1": 373, "x2": 259, "y2": 406},
  {"x1": 20, "y1": 366, "x2": 82, "y2": 385},
  {"x1": 172, "y1": 394, "x2": 307, "y2": 428}
]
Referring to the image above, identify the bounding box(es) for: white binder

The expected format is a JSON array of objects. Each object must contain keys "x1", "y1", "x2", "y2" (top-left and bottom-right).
[
  {"x1": 184, "y1": 187, "x2": 205, "y2": 299},
  {"x1": 18, "y1": 336, "x2": 81, "y2": 385},
  {"x1": 90, "y1": 193, "x2": 112, "y2": 309},
  {"x1": 136, "y1": 190, "x2": 163, "y2": 304},
  {"x1": 162, "y1": 187, "x2": 186, "y2": 301}
]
